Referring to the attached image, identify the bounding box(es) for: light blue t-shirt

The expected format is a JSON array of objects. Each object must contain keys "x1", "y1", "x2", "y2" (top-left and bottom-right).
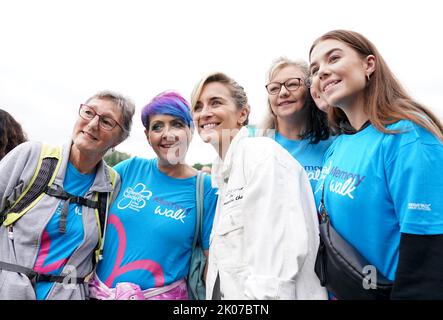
[
  {"x1": 34, "y1": 161, "x2": 96, "y2": 300},
  {"x1": 275, "y1": 132, "x2": 334, "y2": 192},
  {"x1": 314, "y1": 120, "x2": 443, "y2": 280},
  {"x1": 96, "y1": 157, "x2": 217, "y2": 290}
]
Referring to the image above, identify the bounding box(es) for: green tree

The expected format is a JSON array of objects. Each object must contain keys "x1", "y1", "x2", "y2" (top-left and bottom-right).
[
  {"x1": 193, "y1": 163, "x2": 203, "y2": 170},
  {"x1": 104, "y1": 150, "x2": 131, "y2": 167},
  {"x1": 193, "y1": 163, "x2": 212, "y2": 170}
]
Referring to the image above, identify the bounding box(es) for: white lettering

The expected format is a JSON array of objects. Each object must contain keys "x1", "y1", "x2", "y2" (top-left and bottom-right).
[
  {"x1": 362, "y1": 265, "x2": 377, "y2": 290},
  {"x1": 408, "y1": 203, "x2": 432, "y2": 211},
  {"x1": 154, "y1": 206, "x2": 187, "y2": 223},
  {"x1": 314, "y1": 161, "x2": 332, "y2": 194},
  {"x1": 74, "y1": 207, "x2": 82, "y2": 216},
  {"x1": 307, "y1": 168, "x2": 322, "y2": 182},
  {"x1": 61, "y1": 265, "x2": 78, "y2": 290},
  {"x1": 329, "y1": 177, "x2": 356, "y2": 199},
  {"x1": 174, "y1": 304, "x2": 207, "y2": 317}
]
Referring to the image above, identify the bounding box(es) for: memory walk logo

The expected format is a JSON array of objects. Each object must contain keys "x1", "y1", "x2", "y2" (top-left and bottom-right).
[{"x1": 118, "y1": 183, "x2": 153, "y2": 212}]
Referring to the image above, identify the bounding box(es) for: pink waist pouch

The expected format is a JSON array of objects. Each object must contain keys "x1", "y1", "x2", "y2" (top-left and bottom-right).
[{"x1": 89, "y1": 274, "x2": 188, "y2": 300}]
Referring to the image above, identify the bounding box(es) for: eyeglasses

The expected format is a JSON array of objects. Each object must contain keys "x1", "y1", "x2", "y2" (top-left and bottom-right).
[
  {"x1": 79, "y1": 104, "x2": 124, "y2": 131},
  {"x1": 265, "y1": 78, "x2": 304, "y2": 95}
]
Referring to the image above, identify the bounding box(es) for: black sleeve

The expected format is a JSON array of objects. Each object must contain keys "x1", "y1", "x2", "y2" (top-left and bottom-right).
[{"x1": 391, "y1": 233, "x2": 443, "y2": 299}]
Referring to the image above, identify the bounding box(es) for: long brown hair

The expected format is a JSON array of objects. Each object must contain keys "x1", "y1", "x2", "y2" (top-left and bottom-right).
[
  {"x1": 309, "y1": 30, "x2": 443, "y2": 141},
  {"x1": 0, "y1": 109, "x2": 27, "y2": 160}
]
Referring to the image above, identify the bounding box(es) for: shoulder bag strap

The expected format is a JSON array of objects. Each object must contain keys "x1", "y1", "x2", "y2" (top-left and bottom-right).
[{"x1": 193, "y1": 171, "x2": 205, "y2": 249}]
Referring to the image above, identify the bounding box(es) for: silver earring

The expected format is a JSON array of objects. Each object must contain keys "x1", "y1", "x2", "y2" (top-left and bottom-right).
[{"x1": 366, "y1": 74, "x2": 371, "y2": 82}]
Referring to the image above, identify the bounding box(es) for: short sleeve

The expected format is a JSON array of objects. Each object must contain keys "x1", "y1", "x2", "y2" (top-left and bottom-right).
[{"x1": 386, "y1": 129, "x2": 443, "y2": 235}]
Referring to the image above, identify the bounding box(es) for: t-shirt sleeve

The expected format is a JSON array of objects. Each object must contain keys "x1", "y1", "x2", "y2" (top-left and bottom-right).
[
  {"x1": 201, "y1": 174, "x2": 217, "y2": 250},
  {"x1": 386, "y1": 130, "x2": 443, "y2": 235}
]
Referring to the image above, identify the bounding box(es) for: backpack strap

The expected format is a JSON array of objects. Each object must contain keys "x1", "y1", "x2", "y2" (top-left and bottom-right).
[
  {"x1": 0, "y1": 261, "x2": 86, "y2": 285},
  {"x1": 0, "y1": 151, "x2": 117, "y2": 284},
  {"x1": 94, "y1": 165, "x2": 117, "y2": 263},
  {"x1": 44, "y1": 165, "x2": 117, "y2": 263},
  {"x1": 45, "y1": 186, "x2": 100, "y2": 234},
  {"x1": 2, "y1": 144, "x2": 116, "y2": 262},
  {"x1": 2, "y1": 144, "x2": 62, "y2": 227},
  {"x1": 192, "y1": 171, "x2": 205, "y2": 250},
  {"x1": 187, "y1": 171, "x2": 206, "y2": 300}
]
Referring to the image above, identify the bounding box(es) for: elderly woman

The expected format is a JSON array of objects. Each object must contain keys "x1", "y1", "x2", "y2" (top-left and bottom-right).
[
  {"x1": 0, "y1": 90, "x2": 135, "y2": 300},
  {"x1": 261, "y1": 57, "x2": 334, "y2": 192},
  {"x1": 90, "y1": 91, "x2": 217, "y2": 300},
  {"x1": 191, "y1": 72, "x2": 327, "y2": 300}
]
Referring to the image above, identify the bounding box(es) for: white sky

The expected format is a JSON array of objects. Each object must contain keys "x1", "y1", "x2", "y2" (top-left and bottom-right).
[{"x1": 1, "y1": 0, "x2": 442, "y2": 165}]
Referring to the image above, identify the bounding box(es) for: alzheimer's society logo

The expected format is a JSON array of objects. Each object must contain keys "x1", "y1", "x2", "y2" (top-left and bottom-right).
[{"x1": 118, "y1": 183, "x2": 153, "y2": 212}]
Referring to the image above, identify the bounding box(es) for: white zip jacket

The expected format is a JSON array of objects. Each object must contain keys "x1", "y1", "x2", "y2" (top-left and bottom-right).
[{"x1": 206, "y1": 127, "x2": 327, "y2": 300}]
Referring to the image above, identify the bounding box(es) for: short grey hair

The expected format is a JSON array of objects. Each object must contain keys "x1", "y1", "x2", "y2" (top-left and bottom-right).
[{"x1": 85, "y1": 90, "x2": 136, "y2": 141}]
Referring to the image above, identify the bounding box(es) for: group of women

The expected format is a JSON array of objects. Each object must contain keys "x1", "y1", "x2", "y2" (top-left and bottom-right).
[{"x1": 0, "y1": 29, "x2": 442, "y2": 300}]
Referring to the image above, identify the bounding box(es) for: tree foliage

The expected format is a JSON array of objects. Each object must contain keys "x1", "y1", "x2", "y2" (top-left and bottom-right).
[
  {"x1": 104, "y1": 150, "x2": 131, "y2": 167},
  {"x1": 193, "y1": 163, "x2": 212, "y2": 170}
]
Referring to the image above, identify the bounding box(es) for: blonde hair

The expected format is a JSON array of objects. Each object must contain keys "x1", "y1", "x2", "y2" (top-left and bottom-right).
[
  {"x1": 191, "y1": 72, "x2": 250, "y2": 125},
  {"x1": 309, "y1": 30, "x2": 443, "y2": 141}
]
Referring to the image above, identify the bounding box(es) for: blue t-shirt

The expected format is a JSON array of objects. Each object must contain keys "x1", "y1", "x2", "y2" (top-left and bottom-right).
[
  {"x1": 314, "y1": 120, "x2": 443, "y2": 280},
  {"x1": 275, "y1": 132, "x2": 334, "y2": 192},
  {"x1": 96, "y1": 157, "x2": 217, "y2": 289},
  {"x1": 34, "y1": 161, "x2": 96, "y2": 300}
]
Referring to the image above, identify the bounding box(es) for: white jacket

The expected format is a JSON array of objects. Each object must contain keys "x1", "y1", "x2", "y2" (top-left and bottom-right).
[{"x1": 206, "y1": 127, "x2": 327, "y2": 300}]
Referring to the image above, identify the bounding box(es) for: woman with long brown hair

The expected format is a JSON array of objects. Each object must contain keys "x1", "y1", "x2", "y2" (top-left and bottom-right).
[
  {"x1": 309, "y1": 29, "x2": 443, "y2": 299},
  {"x1": 0, "y1": 109, "x2": 27, "y2": 160}
]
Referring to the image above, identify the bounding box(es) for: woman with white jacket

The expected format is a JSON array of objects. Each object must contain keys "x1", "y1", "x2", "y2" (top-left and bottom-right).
[{"x1": 190, "y1": 72, "x2": 327, "y2": 300}]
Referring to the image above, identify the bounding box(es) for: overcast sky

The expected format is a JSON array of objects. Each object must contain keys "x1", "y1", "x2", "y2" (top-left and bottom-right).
[{"x1": 1, "y1": 0, "x2": 442, "y2": 165}]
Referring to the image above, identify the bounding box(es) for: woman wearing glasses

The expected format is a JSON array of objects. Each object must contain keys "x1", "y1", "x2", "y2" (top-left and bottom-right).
[
  {"x1": 261, "y1": 57, "x2": 334, "y2": 193},
  {"x1": 191, "y1": 72, "x2": 327, "y2": 300},
  {"x1": 89, "y1": 91, "x2": 217, "y2": 300},
  {"x1": 0, "y1": 91, "x2": 135, "y2": 299},
  {"x1": 310, "y1": 30, "x2": 443, "y2": 299}
]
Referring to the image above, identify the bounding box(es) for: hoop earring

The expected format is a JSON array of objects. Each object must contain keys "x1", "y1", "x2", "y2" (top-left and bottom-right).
[{"x1": 366, "y1": 74, "x2": 371, "y2": 82}]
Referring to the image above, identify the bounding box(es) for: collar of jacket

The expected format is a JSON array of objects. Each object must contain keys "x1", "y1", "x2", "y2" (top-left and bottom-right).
[{"x1": 211, "y1": 126, "x2": 249, "y2": 189}]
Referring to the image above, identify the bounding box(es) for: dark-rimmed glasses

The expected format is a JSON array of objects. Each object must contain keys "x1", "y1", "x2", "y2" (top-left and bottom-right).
[
  {"x1": 79, "y1": 104, "x2": 124, "y2": 131},
  {"x1": 265, "y1": 78, "x2": 304, "y2": 95}
]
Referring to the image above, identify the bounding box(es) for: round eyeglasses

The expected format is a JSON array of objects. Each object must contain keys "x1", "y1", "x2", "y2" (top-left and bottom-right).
[
  {"x1": 79, "y1": 104, "x2": 124, "y2": 131},
  {"x1": 265, "y1": 78, "x2": 304, "y2": 95}
]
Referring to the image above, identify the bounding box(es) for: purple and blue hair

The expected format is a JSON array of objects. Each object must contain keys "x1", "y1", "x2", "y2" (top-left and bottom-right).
[{"x1": 141, "y1": 91, "x2": 193, "y2": 129}]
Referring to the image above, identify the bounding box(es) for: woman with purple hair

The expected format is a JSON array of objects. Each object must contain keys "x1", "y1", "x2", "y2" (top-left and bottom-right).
[{"x1": 89, "y1": 91, "x2": 217, "y2": 300}]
